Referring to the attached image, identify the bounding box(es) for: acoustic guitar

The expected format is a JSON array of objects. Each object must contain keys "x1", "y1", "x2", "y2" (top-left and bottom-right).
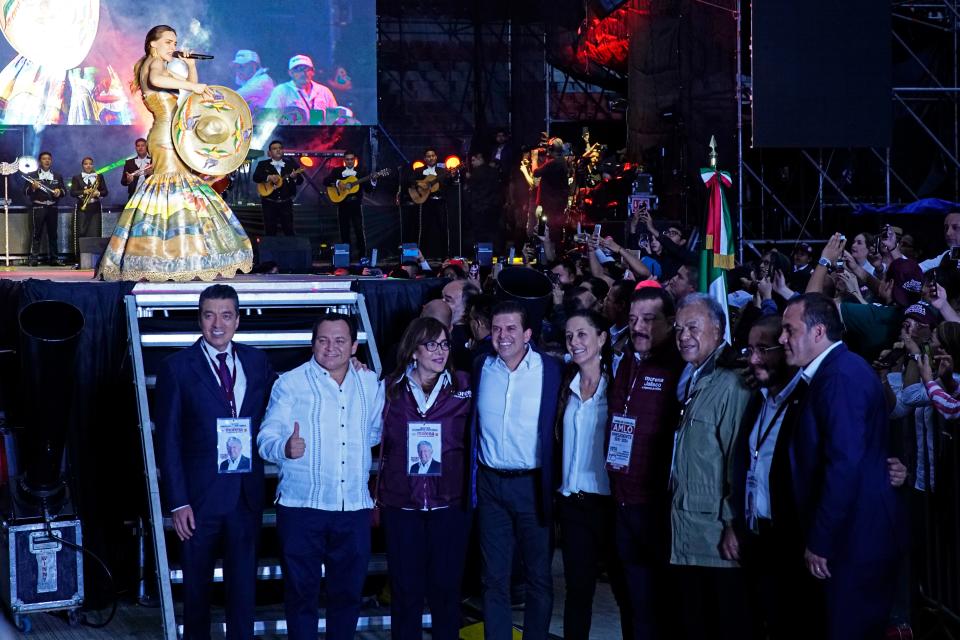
[
  {"x1": 257, "y1": 167, "x2": 305, "y2": 197},
  {"x1": 326, "y1": 168, "x2": 391, "y2": 204}
]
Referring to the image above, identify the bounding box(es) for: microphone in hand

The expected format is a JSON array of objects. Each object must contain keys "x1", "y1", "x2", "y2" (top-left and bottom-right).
[{"x1": 173, "y1": 51, "x2": 214, "y2": 60}]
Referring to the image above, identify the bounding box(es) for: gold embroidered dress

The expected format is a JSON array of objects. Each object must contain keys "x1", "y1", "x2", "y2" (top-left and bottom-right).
[{"x1": 99, "y1": 92, "x2": 252, "y2": 281}]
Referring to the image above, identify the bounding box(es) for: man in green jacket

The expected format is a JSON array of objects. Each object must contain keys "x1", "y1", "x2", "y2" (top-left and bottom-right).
[{"x1": 670, "y1": 292, "x2": 752, "y2": 640}]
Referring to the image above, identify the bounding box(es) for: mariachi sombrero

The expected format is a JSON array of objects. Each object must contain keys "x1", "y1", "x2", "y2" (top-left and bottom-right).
[{"x1": 172, "y1": 86, "x2": 253, "y2": 177}]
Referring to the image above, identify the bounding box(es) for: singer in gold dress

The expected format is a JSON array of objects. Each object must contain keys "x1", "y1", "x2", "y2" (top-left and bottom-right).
[{"x1": 99, "y1": 25, "x2": 252, "y2": 282}]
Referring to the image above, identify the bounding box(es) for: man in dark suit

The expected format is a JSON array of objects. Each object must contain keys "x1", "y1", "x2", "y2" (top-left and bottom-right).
[
  {"x1": 120, "y1": 138, "x2": 152, "y2": 198},
  {"x1": 252, "y1": 140, "x2": 304, "y2": 236},
  {"x1": 70, "y1": 156, "x2": 109, "y2": 257},
  {"x1": 323, "y1": 151, "x2": 376, "y2": 258},
  {"x1": 25, "y1": 151, "x2": 65, "y2": 266},
  {"x1": 155, "y1": 284, "x2": 276, "y2": 640},
  {"x1": 774, "y1": 293, "x2": 906, "y2": 639},
  {"x1": 409, "y1": 441, "x2": 441, "y2": 474},
  {"x1": 469, "y1": 300, "x2": 563, "y2": 640},
  {"x1": 464, "y1": 150, "x2": 503, "y2": 253}
]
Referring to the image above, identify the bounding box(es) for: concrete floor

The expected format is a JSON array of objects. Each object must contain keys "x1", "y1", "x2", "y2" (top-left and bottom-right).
[{"x1": 13, "y1": 551, "x2": 625, "y2": 639}]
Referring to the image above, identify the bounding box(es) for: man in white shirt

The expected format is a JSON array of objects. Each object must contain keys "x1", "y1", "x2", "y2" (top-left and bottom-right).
[
  {"x1": 231, "y1": 49, "x2": 274, "y2": 114},
  {"x1": 471, "y1": 301, "x2": 563, "y2": 640},
  {"x1": 258, "y1": 313, "x2": 384, "y2": 640},
  {"x1": 265, "y1": 54, "x2": 338, "y2": 125}
]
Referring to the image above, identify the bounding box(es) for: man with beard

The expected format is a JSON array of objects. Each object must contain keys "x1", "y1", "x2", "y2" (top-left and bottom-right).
[{"x1": 605, "y1": 286, "x2": 684, "y2": 639}]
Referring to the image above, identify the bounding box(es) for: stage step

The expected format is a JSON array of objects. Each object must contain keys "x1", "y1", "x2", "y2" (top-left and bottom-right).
[
  {"x1": 173, "y1": 602, "x2": 431, "y2": 637},
  {"x1": 168, "y1": 554, "x2": 389, "y2": 584}
]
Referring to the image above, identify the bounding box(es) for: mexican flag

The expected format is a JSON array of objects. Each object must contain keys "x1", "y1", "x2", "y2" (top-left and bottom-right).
[{"x1": 699, "y1": 165, "x2": 734, "y2": 344}]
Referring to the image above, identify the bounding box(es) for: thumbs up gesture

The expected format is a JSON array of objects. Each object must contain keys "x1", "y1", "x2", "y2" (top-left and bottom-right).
[{"x1": 285, "y1": 421, "x2": 306, "y2": 459}]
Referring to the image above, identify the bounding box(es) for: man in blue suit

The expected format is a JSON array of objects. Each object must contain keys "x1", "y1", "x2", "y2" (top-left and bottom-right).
[
  {"x1": 776, "y1": 293, "x2": 906, "y2": 639},
  {"x1": 155, "y1": 284, "x2": 276, "y2": 640},
  {"x1": 469, "y1": 300, "x2": 563, "y2": 640}
]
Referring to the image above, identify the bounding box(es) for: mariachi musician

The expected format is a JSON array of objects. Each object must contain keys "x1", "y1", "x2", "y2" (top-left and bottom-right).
[
  {"x1": 405, "y1": 148, "x2": 454, "y2": 259},
  {"x1": 252, "y1": 139, "x2": 304, "y2": 236},
  {"x1": 323, "y1": 151, "x2": 378, "y2": 258},
  {"x1": 121, "y1": 138, "x2": 153, "y2": 198},
  {"x1": 70, "y1": 156, "x2": 109, "y2": 256},
  {"x1": 25, "y1": 151, "x2": 66, "y2": 266}
]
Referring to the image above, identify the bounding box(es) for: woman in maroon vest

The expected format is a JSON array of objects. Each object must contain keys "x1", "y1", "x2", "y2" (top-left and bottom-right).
[{"x1": 378, "y1": 317, "x2": 473, "y2": 640}]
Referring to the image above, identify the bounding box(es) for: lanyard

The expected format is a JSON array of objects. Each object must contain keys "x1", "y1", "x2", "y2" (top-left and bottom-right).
[
  {"x1": 204, "y1": 345, "x2": 237, "y2": 418},
  {"x1": 751, "y1": 394, "x2": 790, "y2": 460},
  {"x1": 296, "y1": 86, "x2": 315, "y2": 112},
  {"x1": 621, "y1": 357, "x2": 643, "y2": 414}
]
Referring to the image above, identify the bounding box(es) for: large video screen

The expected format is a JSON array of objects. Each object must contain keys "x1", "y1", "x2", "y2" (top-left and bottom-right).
[{"x1": 0, "y1": 0, "x2": 376, "y2": 127}]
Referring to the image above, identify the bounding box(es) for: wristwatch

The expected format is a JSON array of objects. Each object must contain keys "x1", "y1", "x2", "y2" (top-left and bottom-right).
[{"x1": 817, "y1": 257, "x2": 832, "y2": 269}]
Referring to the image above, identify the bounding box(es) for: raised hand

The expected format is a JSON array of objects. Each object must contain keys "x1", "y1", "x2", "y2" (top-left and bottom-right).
[{"x1": 285, "y1": 421, "x2": 306, "y2": 459}]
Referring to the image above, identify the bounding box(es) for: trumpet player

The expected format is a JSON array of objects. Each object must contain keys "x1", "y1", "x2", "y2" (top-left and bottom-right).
[
  {"x1": 70, "y1": 156, "x2": 109, "y2": 256},
  {"x1": 26, "y1": 151, "x2": 65, "y2": 267}
]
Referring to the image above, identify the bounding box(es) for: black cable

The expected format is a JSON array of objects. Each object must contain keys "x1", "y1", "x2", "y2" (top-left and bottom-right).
[{"x1": 38, "y1": 522, "x2": 118, "y2": 629}]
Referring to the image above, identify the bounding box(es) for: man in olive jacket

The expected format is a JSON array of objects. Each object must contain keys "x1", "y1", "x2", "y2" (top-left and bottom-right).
[{"x1": 669, "y1": 293, "x2": 752, "y2": 640}]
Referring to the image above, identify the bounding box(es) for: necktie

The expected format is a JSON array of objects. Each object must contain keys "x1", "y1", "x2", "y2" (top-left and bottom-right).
[{"x1": 215, "y1": 352, "x2": 237, "y2": 417}]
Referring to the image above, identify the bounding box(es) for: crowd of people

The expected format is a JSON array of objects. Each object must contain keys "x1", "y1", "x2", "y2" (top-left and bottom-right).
[{"x1": 154, "y1": 208, "x2": 960, "y2": 640}]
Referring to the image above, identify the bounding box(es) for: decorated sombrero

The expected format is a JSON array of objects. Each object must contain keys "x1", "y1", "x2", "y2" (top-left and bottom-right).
[{"x1": 172, "y1": 86, "x2": 253, "y2": 177}]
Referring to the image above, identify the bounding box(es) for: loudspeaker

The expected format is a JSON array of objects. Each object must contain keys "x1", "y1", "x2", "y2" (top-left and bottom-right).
[
  {"x1": 258, "y1": 236, "x2": 312, "y2": 272},
  {"x1": 752, "y1": 0, "x2": 891, "y2": 148},
  {"x1": 333, "y1": 244, "x2": 350, "y2": 268}
]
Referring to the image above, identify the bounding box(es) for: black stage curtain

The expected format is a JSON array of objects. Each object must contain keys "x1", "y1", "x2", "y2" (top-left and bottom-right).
[
  {"x1": 1, "y1": 279, "x2": 138, "y2": 607},
  {"x1": 353, "y1": 277, "x2": 446, "y2": 368}
]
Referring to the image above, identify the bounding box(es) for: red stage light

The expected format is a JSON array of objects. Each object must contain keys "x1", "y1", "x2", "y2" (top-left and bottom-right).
[
  {"x1": 444, "y1": 156, "x2": 461, "y2": 170},
  {"x1": 412, "y1": 160, "x2": 425, "y2": 170},
  {"x1": 300, "y1": 156, "x2": 315, "y2": 167}
]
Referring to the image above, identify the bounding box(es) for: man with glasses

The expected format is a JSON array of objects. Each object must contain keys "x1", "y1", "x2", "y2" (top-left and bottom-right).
[
  {"x1": 605, "y1": 286, "x2": 684, "y2": 639},
  {"x1": 730, "y1": 315, "x2": 806, "y2": 639}
]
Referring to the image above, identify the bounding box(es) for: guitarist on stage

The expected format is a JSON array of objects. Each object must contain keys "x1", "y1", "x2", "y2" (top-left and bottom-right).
[
  {"x1": 323, "y1": 151, "x2": 377, "y2": 258},
  {"x1": 405, "y1": 148, "x2": 453, "y2": 259},
  {"x1": 252, "y1": 140, "x2": 304, "y2": 236}
]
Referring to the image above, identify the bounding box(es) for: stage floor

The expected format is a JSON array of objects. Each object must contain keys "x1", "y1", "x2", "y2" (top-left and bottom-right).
[{"x1": 0, "y1": 267, "x2": 380, "y2": 284}]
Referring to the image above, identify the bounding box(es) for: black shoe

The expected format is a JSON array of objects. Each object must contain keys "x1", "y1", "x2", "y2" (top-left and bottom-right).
[{"x1": 27, "y1": 258, "x2": 38, "y2": 267}]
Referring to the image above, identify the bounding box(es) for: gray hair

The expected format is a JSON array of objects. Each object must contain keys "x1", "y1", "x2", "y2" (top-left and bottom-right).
[
  {"x1": 417, "y1": 440, "x2": 433, "y2": 450},
  {"x1": 226, "y1": 436, "x2": 242, "y2": 447},
  {"x1": 676, "y1": 293, "x2": 726, "y2": 336}
]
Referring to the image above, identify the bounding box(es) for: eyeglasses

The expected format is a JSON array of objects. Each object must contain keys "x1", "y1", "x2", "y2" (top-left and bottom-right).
[
  {"x1": 664, "y1": 229, "x2": 682, "y2": 238},
  {"x1": 740, "y1": 345, "x2": 784, "y2": 358},
  {"x1": 420, "y1": 340, "x2": 451, "y2": 352}
]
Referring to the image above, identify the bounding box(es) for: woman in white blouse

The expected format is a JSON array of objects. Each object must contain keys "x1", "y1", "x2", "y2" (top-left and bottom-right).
[{"x1": 556, "y1": 309, "x2": 629, "y2": 639}]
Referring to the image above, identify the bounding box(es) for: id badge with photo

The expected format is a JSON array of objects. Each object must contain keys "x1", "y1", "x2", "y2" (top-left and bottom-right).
[
  {"x1": 217, "y1": 417, "x2": 253, "y2": 474},
  {"x1": 605, "y1": 414, "x2": 636, "y2": 472},
  {"x1": 407, "y1": 421, "x2": 442, "y2": 477}
]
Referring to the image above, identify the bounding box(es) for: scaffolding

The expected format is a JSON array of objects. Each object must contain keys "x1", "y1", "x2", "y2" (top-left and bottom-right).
[{"x1": 736, "y1": 0, "x2": 960, "y2": 258}]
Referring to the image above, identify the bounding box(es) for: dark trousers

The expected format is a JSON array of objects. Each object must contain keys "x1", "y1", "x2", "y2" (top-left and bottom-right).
[
  {"x1": 477, "y1": 466, "x2": 553, "y2": 640},
  {"x1": 615, "y1": 502, "x2": 670, "y2": 640},
  {"x1": 180, "y1": 505, "x2": 260, "y2": 640},
  {"x1": 276, "y1": 505, "x2": 371, "y2": 640},
  {"x1": 381, "y1": 506, "x2": 472, "y2": 640},
  {"x1": 557, "y1": 493, "x2": 632, "y2": 640},
  {"x1": 30, "y1": 205, "x2": 58, "y2": 262},
  {"x1": 407, "y1": 197, "x2": 447, "y2": 259},
  {"x1": 74, "y1": 205, "x2": 102, "y2": 259},
  {"x1": 337, "y1": 199, "x2": 366, "y2": 256},
  {"x1": 824, "y1": 557, "x2": 899, "y2": 640},
  {"x1": 742, "y1": 520, "x2": 821, "y2": 640},
  {"x1": 672, "y1": 565, "x2": 748, "y2": 640},
  {"x1": 261, "y1": 198, "x2": 295, "y2": 236}
]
